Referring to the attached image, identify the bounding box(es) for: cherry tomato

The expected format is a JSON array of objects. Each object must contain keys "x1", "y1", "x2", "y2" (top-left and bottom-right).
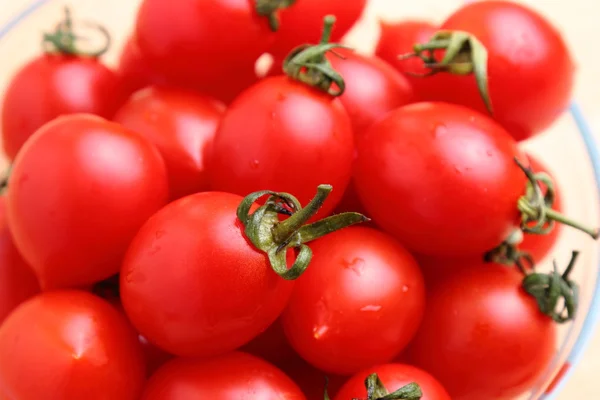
[
  {"x1": 142, "y1": 352, "x2": 306, "y2": 400},
  {"x1": 435, "y1": 1, "x2": 574, "y2": 140},
  {"x1": 1, "y1": 55, "x2": 124, "y2": 160},
  {"x1": 354, "y1": 102, "x2": 528, "y2": 257},
  {"x1": 121, "y1": 191, "x2": 294, "y2": 357},
  {"x1": 335, "y1": 363, "x2": 451, "y2": 400},
  {"x1": 375, "y1": 20, "x2": 446, "y2": 102},
  {"x1": 0, "y1": 290, "x2": 146, "y2": 400},
  {"x1": 520, "y1": 154, "x2": 563, "y2": 262},
  {"x1": 7, "y1": 114, "x2": 169, "y2": 289},
  {"x1": 209, "y1": 76, "x2": 354, "y2": 218},
  {"x1": 408, "y1": 263, "x2": 556, "y2": 400},
  {"x1": 134, "y1": 0, "x2": 269, "y2": 103},
  {"x1": 114, "y1": 86, "x2": 225, "y2": 200},
  {"x1": 268, "y1": 0, "x2": 367, "y2": 60},
  {"x1": 0, "y1": 196, "x2": 39, "y2": 326},
  {"x1": 116, "y1": 36, "x2": 168, "y2": 97},
  {"x1": 282, "y1": 226, "x2": 425, "y2": 375}
]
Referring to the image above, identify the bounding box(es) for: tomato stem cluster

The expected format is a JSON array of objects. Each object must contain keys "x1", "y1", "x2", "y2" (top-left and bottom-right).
[
  {"x1": 283, "y1": 15, "x2": 349, "y2": 96},
  {"x1": 254, "y1": 0, "x2": 297, "y2": 31},
  {"x1": 399, "y1": 30, "x2": 492, "y2": 113},
  {"x1": 237, "y1": 184, "x2": 368, "y2": 280},
  {"x1": 359, "y1": 374, "x2": 422, "y2": 400},
  {"x1": 43, "y1": 6, "x2": 111, "y2": 57},
  {"x1": 522, "y1": 251, "x2": 580, "y2": 323}
]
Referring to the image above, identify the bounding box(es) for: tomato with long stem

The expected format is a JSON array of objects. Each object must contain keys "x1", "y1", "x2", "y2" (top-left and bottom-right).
[{"x1": 0, "y1": 291, "x2": 146, "y2": 400}]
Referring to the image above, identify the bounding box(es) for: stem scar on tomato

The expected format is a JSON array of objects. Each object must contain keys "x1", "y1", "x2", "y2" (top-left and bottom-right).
[
  {"x1": 398, "y1": 30, "x2": 491, "y2": 113},
  {"x1": 42, "y1": 6, "x2": 111, "y2": 57},
  {"x1": 237, "y1": 184, "x2": 369, "y2": 280},
  {"x1": 325, "y1": 374, "x2": 422, "y2": 400},
  {"x1": 254, "y1": 0, "x2": 297, "y2": 31},
  {"x1": 283, "y1": 15, "x2": 351, "y2": 96},
  {"x1": 522, "y1": 251, "x2": 580, "y2": 324}
]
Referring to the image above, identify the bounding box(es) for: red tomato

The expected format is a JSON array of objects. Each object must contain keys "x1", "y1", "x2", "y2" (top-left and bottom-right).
[
  {"x1": 120, "y1": 192, "x2": 294, "y2": 357},
  {"x1": 0, "y1": 196, "x2": 39, "y2": 325},
  {"x1": 7, "y1": 114, "x2": 169, "y2": 289},
  {"x1": 375, "y1": 20, "x2": 445, "y2": 102},
  {"x1": 408, "y1": 263, "x2": 556, "y2": 400},
  {"x1": 114, "y1": 86, "x2": 225, "y2": 200},
  {"x1": 0, "y1": 290, "x2": 145, "y2": 400},
  {"x1": 435, "y1": 1, "x2": 575, "y2": 140},
  {"x1": 520, "y1": 154, "x2": 562, "y2": 262},
  {"x1": 354, "y1": 102, "x2": 528, "y2": 257},
  {"x1": 116, "y1": 37, "x2": 168, "y2": 97},
  {"x1": 209, "y1": 76, "x2": 354, "y2": 218},
  {"x1": 142, "y1": 352, "x2": 306, "y2": 400},
  {"x1": 335, "y1": 363, "x2": 450, "y2": 400},
  {"x1": 1, "y1": 55, "x2": 123, "y2": 160},
  {"x1": 138, "y1": 335, "x2": 174, "y2": 377},
  {"x1": 282, "y1": 227, "x2": 425, "y2": 375},
  {"x1": 268, "y1": 0, "x2": 367, "y2": 60},
  {"x1": 134, "y1": 0, "x2": 268, "y2": 103},
  {"x1": 328, "y1": 49, "x2": 414, "y2": 137}
]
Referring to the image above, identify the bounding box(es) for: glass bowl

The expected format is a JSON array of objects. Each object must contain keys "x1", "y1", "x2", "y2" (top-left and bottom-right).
[{"x1": 0, "y1": 1, "x2": 598, "y2": 399}]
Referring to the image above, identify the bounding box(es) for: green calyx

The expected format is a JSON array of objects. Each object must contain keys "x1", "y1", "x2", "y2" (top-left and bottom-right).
[
  {"x1": 523, "y1": 251, "x2": 580, "y2": 324},
  {"x1": 43, "y1": 6, "x2": 110, "y2": 57},
  {"x1": 515, "y1": 157, "x2": 599, "y2": 239},
  {"x1": 359, "y1": 374, "x2": 422, "y2": 400},
  {"x1": 255, "y1": 0, "x2": 296, "y2": 31},
  {"x1": 283, "y1": 15, "x2": 350, "y2": 96},
  {"x1": 484, "y1": 229, "x2": 534, "y2": 274},
  {"x1": 399, "y1": 30, "x2": 492, "y2": 113},
  {"x1": 237, "y1": 184, "x2": 369, "y2": 280}
]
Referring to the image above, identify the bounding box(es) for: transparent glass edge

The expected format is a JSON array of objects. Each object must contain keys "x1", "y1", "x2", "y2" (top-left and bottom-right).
[{"x1": 0, "y1": 0, "x2": 51, "y2": 40}]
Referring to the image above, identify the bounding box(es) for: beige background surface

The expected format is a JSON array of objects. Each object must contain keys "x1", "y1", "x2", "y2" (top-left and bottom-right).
[{"x1": 0, "y1": 0, "x2": 598, "y2": 398}]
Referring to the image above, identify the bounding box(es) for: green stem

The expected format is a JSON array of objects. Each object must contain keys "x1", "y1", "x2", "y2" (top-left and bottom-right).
[
  {"x1": 363, "y1": 374, "x2": 423, "y2": 400},
  {"x1": 254, "y1": 0, "x2": 297, "y2": 31},
  {"x1": 319, "y1": 15, "x2": 336, "y2": 44},
  {"x1": 544, "y1": 208, "x2": 599, "y2": 239}
]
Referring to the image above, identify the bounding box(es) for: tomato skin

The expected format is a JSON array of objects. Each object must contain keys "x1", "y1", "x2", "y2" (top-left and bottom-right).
[
  {"x1": 438, "y1": 1, "x2": 574, "y2": 140},
  {"x1": 268, "y1": 0, "x2": 367, "y2": 60},
  {"x1": 375, "y1": 20, "x2": 446, "y2": 102},
  {"x1": 1, "y1": 55, "x2": 124, "y2": 160},
  {"x1": 282, "y1": 227, "x2": 425, "y2": 376},
  {"x1": 7, "y1": 114, "x2": 169, "y2": 289},
  {"x1": 121, "y1": 191, "x2": 294, "y2": 357},
  {"x1": 0, "y1": 197, "x2": 39, "y2": 326},
  {"x1": 116, "y1": 37, "x2": 169, "y2": 97},
  {"x1": 335, "y1": 364, "x2": 451, "y2": 400},
  {"x1": 408, "y1": 263, "x2": 556, "y2": 400},
  {"x1": 0, "y1": 290, "x2": 145, "y2": 400},
  {"x1": 134, "y1": 0, "x2": 267, "y2": 102},
  {"x1": 354, "y1": 102, "x2": 528, "y2": 257},
  {"x1": 142, "y1": 352, "x2": 305, "y2": 400},
  {"x1": 114, "y1": 86, "x2": 225, "y2": 200},
  {"x1": 328, "y1": 49, "x2": 414, "y2": 137},
  {"x1": 209, "y1": 76, "x2": 354, "y2": 218}
]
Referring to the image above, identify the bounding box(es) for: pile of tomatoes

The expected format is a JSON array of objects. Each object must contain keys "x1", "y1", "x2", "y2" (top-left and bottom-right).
[{"x1": 0, "y1": 1, "x2": 596, "y2": 399}]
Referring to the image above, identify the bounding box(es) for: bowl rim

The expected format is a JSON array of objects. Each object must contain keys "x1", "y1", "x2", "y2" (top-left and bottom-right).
[{"x1": 1, "y1": 1, "x2": 600, "y2": 399}]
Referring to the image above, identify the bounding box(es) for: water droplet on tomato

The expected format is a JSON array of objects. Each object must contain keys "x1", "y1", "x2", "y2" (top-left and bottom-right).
[
  {"x1": 360, "y1": 305, "x2": 382, "y2": 312},
  {"x1": 433, "y1": 124, "x2": 447, "y2": 138},
  {"x1": 342, "y1": 257, "x2": 365, "y2": 276},
  {"x1": 250, "y1": 159, "x2": 260, "y2": 169},
  {"x1": 313, "y1": 325, "x2": 329, "y2": 339},
  {"x1": 155, "y1": 230, "x2": 165, "y2": 239},
  {"x1": 401, "y1": 285, "x2": 409, "y2": 292}
]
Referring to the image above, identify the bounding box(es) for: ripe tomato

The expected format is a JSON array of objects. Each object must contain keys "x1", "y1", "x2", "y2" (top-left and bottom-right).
[
  {"x1": 520, "y1": 154, "x2": 563, "y2": 262},
  {"x1": 142, "y1": 352, "x2": 306, "y2": 400},
  {"x1": 375, "y1": 20, "x2": 446, "y2": 102},
  {"x1": 408, "y1": 263, "x2": 556, "y2": 400},
  {"x1": 0, "y1": 290, "x2": 145, "y2": 400},
  {"x1": 1, "y1": 55, "x2": 123, "y2": 160},
  {"x1": 120, "y1": 191, "x2": 294, "y2": 357},
  {"x1": 0, "y1": 196, "x2": 39, "y2": 325},
  {"x1": 431, "y1": 1, "x2": 574, "y2": 140},
  {"x1": 116, "y1": 36, "x2": 168, "y2": 98},
  {"x1": 209, "y1": 76, "x2": 354, "y2": 218},
  {"x1": 335, "y1": 363, "x2": 450, "y2": 400},
  {"x1": 7, "y1": 114, "x2": 169, "y2": 289},
  {"x1": 134, "y1": 0, "x2": 269, "y2": 102},
  {"x1": 268, "y1": 0, "x2": 367, "y2": 60},
  {"x1": 281, "y1": 227, "x2": 425, "y2": 375},
  {"x1": 114, "y1": 86, "x2": 225, "y2": 200},
  {"x1": 354, "y1": 102, "x2": 528, "y2": 257}
]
